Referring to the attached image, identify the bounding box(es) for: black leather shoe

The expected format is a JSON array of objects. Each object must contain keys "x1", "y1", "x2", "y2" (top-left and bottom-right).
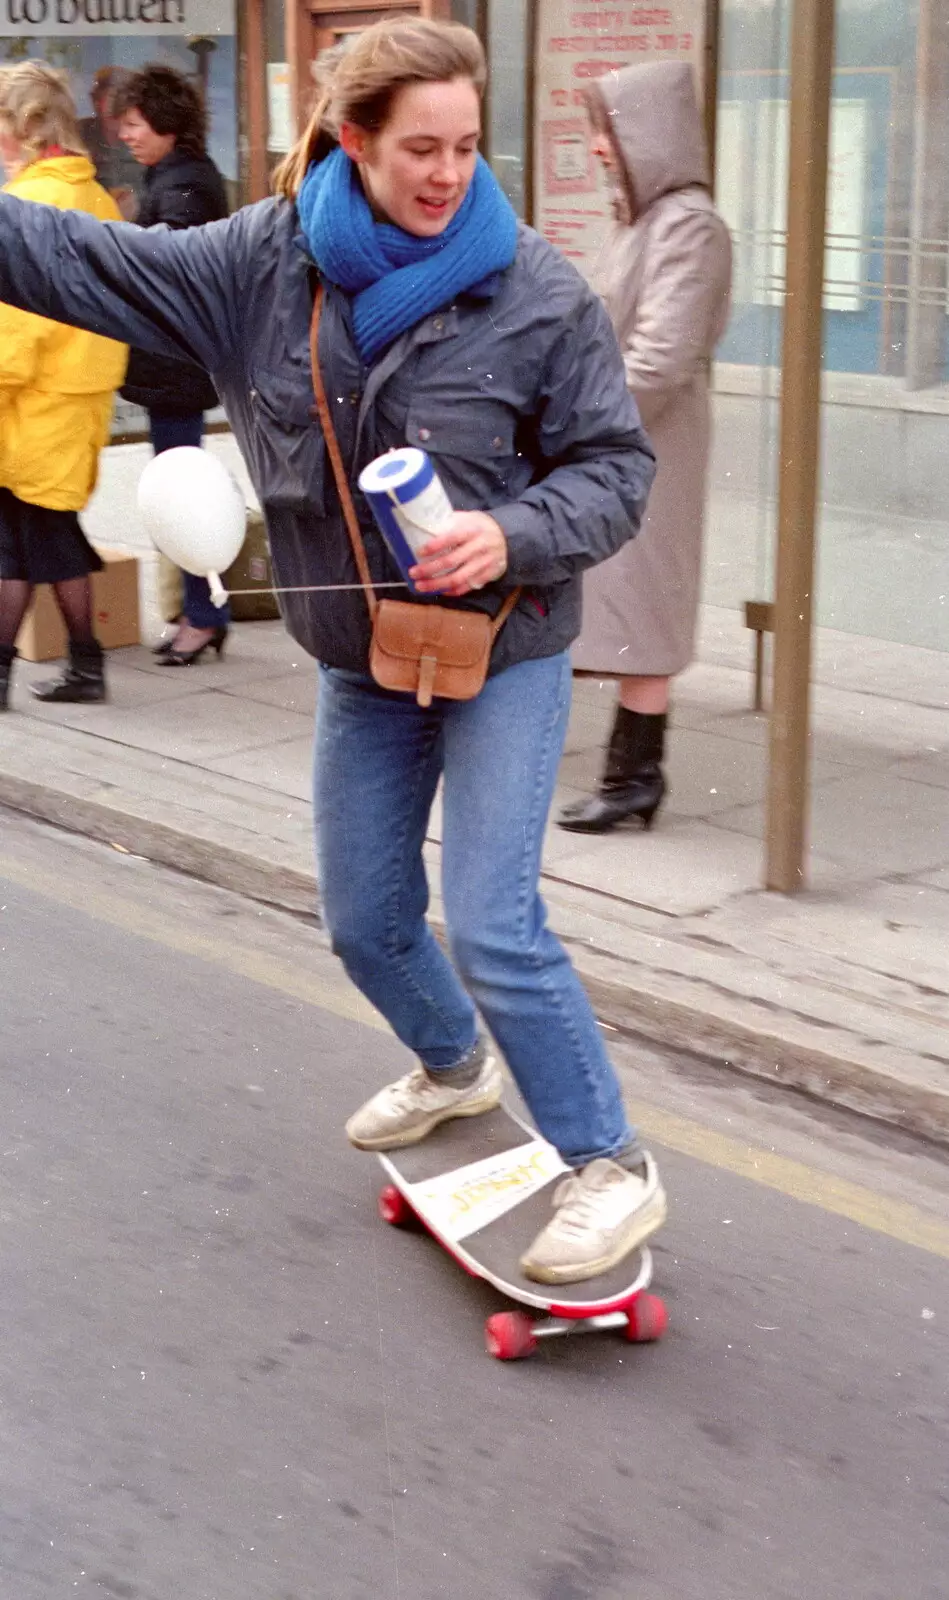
[
  {"x1": 156, "y1": 626, "x2": 228, "y2": 667},
  {"x1": 32, "y1": 640, "x2": 106, "y2": 704},
  {"x1": 558, "y1": 767, "x2": 666, "y2": 833},
  {"x1": 558, "y1": 708, "x2": 667, "y2": 835}
]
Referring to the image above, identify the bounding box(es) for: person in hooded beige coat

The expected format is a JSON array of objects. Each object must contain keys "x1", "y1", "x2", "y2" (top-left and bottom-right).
[{"x1": 559, "y1": 62, "x2": 731, "y2": 835}]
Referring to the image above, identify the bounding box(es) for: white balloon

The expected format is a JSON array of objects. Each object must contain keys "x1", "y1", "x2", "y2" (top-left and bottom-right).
[{"x1": 137, "y1": 447, "x2": 247, "y2": 580}]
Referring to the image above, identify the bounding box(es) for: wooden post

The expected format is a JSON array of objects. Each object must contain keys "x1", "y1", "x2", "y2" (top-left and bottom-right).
[
  {"x1": 287, "y1": 0, "x2": 312, "y2": 136},
  {"x1": 764, "y1": 0, "x2": 835, "y2": 892},
  {"x1": 244, "y1": 0, "x2": 269, "y2": 202},
  {"x1": 477, "y1": 0, "x2": 491, "y2": 167},
  {"x1": 524, "y1": 0, "x2": 538, "y2": 228}
]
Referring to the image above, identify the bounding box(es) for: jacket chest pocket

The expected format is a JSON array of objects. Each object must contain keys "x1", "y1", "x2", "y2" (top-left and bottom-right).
[
  {"x1": 404, "y1": 400, "x2": 518, "y2": 509},
  {"x1": 248, "y1": 367, "x2": 326, "y2": 513}
]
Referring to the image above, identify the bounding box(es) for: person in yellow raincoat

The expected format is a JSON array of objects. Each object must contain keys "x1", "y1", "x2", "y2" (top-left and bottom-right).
[{"x1": 0, "y1": 61, "x2": 127, "y2": 711}]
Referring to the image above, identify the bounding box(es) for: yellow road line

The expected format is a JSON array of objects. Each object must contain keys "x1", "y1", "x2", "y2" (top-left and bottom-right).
[
  {"x1": 0, "y1": 851, "x2": 385, "y2": 1034},
  {"x1": 5, "y1": 849, "x2": 949, "y2": 1262},
  {"x1": 626, "y1": 1099, "x2": 949, "y2": 1262}
]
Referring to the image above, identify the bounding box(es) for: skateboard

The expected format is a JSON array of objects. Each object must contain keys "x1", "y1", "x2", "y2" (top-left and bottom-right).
[{"x1": 376, "y1": 1101, "x2": 668, "y2": 1361}]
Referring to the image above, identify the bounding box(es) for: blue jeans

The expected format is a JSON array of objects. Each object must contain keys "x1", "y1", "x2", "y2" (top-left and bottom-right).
[
  {"x1": 148, "y1": 411, "x2": 231, "y2": 630},
  {"x1": 313, "y1": 652, "x2": 640, "y2": 1168}
]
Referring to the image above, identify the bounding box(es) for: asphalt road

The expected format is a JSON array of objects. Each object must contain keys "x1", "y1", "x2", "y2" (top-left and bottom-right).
[{"x1": 1, "y1": 811, "x2": 947, "y2": 1600}]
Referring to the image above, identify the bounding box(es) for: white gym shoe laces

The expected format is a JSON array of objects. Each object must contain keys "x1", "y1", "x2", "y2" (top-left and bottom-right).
[
  {"x1": 345, "y1": 1053, "x2": 503, "y2": 1151},
  {"x1": 520, "y1": 1152, "x2": 667, "y2": 1285}
]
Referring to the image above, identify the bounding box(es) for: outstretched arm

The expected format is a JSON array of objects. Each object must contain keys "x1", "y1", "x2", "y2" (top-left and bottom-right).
[{"x1": 0, "y1": 194, "x2": 240, "y2": 373}]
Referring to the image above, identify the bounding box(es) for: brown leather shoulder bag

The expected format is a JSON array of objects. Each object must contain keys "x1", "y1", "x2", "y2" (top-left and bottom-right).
[{"x1": 309, "y1": 286, "x2": 519, "y2": 708}]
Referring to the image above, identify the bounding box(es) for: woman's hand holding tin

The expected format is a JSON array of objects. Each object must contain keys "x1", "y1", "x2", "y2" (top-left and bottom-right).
[{"x1": 410, "y1": 511, "x2": 508, "y2": 596}]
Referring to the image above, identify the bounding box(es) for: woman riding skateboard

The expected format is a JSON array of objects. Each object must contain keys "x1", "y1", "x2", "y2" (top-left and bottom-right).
[{"x1": 0, "y1": 20, "x2": 667, "y2": 1283}]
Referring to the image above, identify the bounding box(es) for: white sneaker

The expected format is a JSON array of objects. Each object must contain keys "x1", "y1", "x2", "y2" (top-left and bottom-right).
[
  {"x1": 520, "y1": 1152, "x2": 667, "y2": 1284},
  {"x1": 345, "y1": 1054, "x2": 503, "y2": 1151}
]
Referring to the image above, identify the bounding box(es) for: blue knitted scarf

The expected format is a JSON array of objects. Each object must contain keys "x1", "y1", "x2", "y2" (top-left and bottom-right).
[{"x1": 297, "y1": 147, "x2": 518, "y2": 365}]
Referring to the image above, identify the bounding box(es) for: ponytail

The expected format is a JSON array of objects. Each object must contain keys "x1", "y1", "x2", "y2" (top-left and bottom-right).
[{"x1": 273, "y1": 88, "x2": 336, "y2": 199}]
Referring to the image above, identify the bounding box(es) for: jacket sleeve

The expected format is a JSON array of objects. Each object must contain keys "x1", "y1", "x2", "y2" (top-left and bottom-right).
[
  {"x1": 491, "y1": 287, "x2": 656, "y2": 585},
  {"x1": 623, "y1": 206, "x2": 732, "y2": 428},
  {"x1": 0, "y1": 192, "x2": 240, "y2": 375}
]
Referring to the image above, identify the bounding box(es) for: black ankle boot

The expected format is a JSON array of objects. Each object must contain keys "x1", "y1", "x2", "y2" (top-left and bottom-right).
[
  {"x1": 0, "y1": 644, "x2": 16, "y2": 711},
  {"x1": 31, "y1": 639, "x2": 106, "y2": 704},
  {"x1": 558, "y1": 708, "x2": 666, "y2": 834}
]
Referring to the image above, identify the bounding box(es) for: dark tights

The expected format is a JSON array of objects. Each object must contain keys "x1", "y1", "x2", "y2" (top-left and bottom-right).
[{"x1": 0, "y1": 576, "x2": 95, "y2": 650}]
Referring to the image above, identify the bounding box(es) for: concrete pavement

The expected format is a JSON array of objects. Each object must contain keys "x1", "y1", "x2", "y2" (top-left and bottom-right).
[{"x1": 1, "y1": 434, "x2": 948, "y2": 1148}]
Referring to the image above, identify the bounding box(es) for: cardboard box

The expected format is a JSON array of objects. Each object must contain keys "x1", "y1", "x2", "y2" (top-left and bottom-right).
[
  {"x1": 223, "y1": 509, "x2": 279, "y2": 623},
  {"x1": 16, "y1": 548, "x2": 141, "y2": 663},
  {"x1": 157, "y1": 551, "x2": 183, "y2": 623}
]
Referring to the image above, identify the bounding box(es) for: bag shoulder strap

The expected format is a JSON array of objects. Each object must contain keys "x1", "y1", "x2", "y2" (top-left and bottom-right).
[
  {"x1": 310, "y1": 284, "x2": 378, "y2": 620},
  {"x1": 309, "y1": 284, "x2": 521, "y2": 639},
  {"x1": 491, "y1": 586, "x2": 520, "y2": 637}
]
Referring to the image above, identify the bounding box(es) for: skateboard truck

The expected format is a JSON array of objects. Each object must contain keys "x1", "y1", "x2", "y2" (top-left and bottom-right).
[
  {"x1": 483, "y1": 1267, "x2": 668, "y2": 1361},
  {"x1": 379, "y1": 1173, "x2": 668, "y2": 1362}
]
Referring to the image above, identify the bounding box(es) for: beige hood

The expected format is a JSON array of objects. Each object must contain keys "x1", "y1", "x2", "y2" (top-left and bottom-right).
[{"x1": 591, "y1": 62, "x2": 709, "y2": 216}]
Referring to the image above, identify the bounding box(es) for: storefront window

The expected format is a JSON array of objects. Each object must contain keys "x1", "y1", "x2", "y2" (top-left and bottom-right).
[
  {"x1": 0, "y1": 2, "x2": 238, "y2": 201},
  {"x1": 260, "y1": 0, "x2": 293, "y2": 182},
  {"x1": 487, "y1": 0, "x2": 527, "y2": 214},
  {"x1": 716, "y1": 0, "x2": 922, "y2": 381},
  {"x1": 490, "y1": 2, "x2": 706, "y2": 237},
  {"x1": 710, "y1": 0, "x2": 947, "y2": 655},
  {"x1": 0, "y1": 2, "x2": 237, "y2": 438},
  {"x1": 481, "y1": 0, "x2": 946, "y2": 655}
]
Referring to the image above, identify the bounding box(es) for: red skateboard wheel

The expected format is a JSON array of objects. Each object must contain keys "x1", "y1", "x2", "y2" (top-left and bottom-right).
[
  {"x1": 624, "y1": 1292, "x2": 668, "y2": 1343},
  {"x1": 485, "y1": 1311, "x2": 537, "y2": 1361},
  {"x1": 378, "y1": 1184, "x2": 413, "y2": 1227}
]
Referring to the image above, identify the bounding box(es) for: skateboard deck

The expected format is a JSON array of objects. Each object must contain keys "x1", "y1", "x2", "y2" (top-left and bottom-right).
[{"x1": 376, "y1": 1101, "x2": 667, "y2": 1360}]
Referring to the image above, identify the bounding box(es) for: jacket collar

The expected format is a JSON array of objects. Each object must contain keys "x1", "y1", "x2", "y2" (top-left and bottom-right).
[
  {"x1": 145, "y1": 146, "x2": 204, "y2": 183},
  {"x1": 6, "y1": 152, "x2": 95, "y2": 190}
]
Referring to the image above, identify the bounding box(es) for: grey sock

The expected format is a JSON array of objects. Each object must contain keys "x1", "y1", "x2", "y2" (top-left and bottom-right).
[
  {"x1": 422, "y1": 1036, "x2": 487, "y2": 1091},
  {"x1": 613, "y1": 1145, "x2": 648, "y2": 1179}
]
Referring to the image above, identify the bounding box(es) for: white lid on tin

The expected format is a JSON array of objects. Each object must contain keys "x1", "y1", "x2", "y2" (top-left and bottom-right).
[{"x1": 358, "y1": 448, "x2": 434, "y2": 503}]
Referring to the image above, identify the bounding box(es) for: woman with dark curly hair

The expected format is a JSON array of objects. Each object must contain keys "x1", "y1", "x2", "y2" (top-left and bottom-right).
[{"x1": 114, "y1": 64, "x2": 230, "y2": 666}]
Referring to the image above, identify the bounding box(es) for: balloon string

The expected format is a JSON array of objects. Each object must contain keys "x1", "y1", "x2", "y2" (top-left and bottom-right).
[{"x1": 222, "y1": 581, "x2": 411, "y2": 596}]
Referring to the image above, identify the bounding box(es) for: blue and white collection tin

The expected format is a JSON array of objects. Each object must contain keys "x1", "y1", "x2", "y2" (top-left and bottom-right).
[{"x1": 358, "y1": 448, "x2": 454, "y2": 593}]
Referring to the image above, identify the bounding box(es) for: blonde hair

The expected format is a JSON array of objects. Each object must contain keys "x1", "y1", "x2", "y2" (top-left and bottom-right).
[
  {"x1": 274, "y1": 17, "x2": 485, "y2": 200},
  {"x1": 0, "y1": 60, "x2": 85, "y2": 167}
]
